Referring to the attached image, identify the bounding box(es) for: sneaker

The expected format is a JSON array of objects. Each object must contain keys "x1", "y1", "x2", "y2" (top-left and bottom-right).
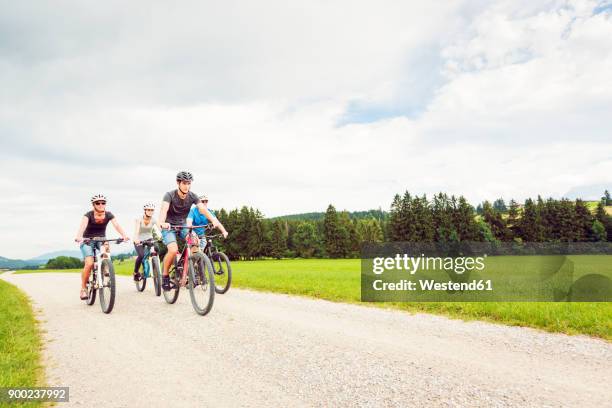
[
  {"x1": 162, "y1": 276, "x2": 171, "y2": 291},
  {"x1": 133, "y1": 272, "x2": 142, "y2": 281},
  {"x1": 80, "y1": 288, "x2": 88, "y2": 300}
]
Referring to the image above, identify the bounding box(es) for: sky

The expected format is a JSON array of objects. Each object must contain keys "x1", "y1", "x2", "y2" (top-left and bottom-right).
[{"x1": 1, "y1": 0, "x2": 612, "y2": 258}]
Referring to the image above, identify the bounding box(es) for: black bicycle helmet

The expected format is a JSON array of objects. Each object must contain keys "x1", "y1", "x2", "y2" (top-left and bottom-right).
[{"x1": 176, "y1": 171, "x2": 193, "y2": 182}]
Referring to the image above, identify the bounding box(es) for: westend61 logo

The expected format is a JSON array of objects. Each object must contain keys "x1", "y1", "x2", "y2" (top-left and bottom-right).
[
  {"x1": 361, "y1": 242, "x2": 612, "y2": 302},
  {"x1": 372, "y1": 254, "x2": 486, "y2": 275}
]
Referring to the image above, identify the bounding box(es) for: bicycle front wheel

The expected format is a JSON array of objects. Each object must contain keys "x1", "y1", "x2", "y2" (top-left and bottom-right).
[
  {"x1": 98, "y1": 259, "x2": 116, "y2": 314},
  {"x1": 152, "y1": 257, "x2": 161, "y2": 297},
  {"x1": 86, "y1": 273, "x2": 96, "y2": 305},
  {"x1": 188, "y1": 254, "x2": 215, "y2": 316},
  {"x1": 211, "y1": 251, "x2": 232, "y2": 294}
]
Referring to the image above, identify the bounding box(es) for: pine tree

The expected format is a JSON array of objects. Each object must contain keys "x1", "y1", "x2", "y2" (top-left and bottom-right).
[
  {"x1": 432, "y1": 193, "x2": 455, "y2": 241},
  {"x1": 507, "y1": 199, "x2": 520, "y2": 240},
  {"x1": 269, "y1": 219, "x2": 288, "y2": 258},
  {"x1": 414, "y1": 195, "x2": 435, "y2": 241},
  {"x1": 338, "y1": 211, "x2": 358, "y2": 257},
  {"x1": 557, "y1": 199, "x2": 577, "y2": 242},
  {"x1": 482, "y1": 201, "x2": 510, "y2": 240},
  {"x1": 356, "y1": 218, "x2": 384, "y2": 244},
  {"x1": 591, "y1": 220, "x2": 607, "y2": 242},
  {"x1": 323, "y1": 204, "x2": 351, "y2": 257},
  {"x1": 595, "y1": 201, "x2": 612, "y2": 241},
  {"x1": 574, "y1": 199, "x2": 593, "y2": 242},
  {"x1": 493, "y1": 198, "x2": 507, "y2": 213},
  {"x1": 454, "y1": 196, "x2": 480, "y2": 241},
  {"x1": 518, "y1": 198, "x2": 543, "y2": 241},
  {"x1": 388, "y1": 194, "x2": 403, "y2": 241},
  {"x1": 595, "y1": 201, "x2": 608, "y2": 224},
  {"x1": 293, "y1": 222, "x2": 320, "y2": 258},
  {"x1": 400, "y1": 191, "x2": 417, "y2": 241}
]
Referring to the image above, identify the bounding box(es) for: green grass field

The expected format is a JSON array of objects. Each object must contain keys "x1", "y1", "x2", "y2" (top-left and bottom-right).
[
  {"x1": 16, "y1": 257, "x2": 612, "y2": 341},
  {"x1": 0, "y1": 279, "x2": 44, "y2": 407}
]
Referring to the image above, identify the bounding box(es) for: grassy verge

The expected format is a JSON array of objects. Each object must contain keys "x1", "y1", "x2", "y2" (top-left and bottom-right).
[
  {"x1": 16, "y1": 258, "x2": 612, "y2": 340},
  {"x1": 0, "y1": 279, "x2": 44, "y2": 407}
]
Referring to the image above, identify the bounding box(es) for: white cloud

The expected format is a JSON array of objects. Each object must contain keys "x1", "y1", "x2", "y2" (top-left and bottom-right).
[{"x1": 1, "y1": 0, "x2": 611, "y2": 258}]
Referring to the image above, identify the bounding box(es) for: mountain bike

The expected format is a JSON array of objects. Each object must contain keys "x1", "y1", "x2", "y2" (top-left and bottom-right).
[
  {"x1": 199, "y1": 224, "x2": 232, "y2": 294},
  {"x1": 82, "y1": 238, "x2": 125, "y2": 314},
  {"x1": 135, "y1": 239, "x2": 162, "y2": 296},
  {"x1": 162, "y1": 226, "x2": 215, "y2": 316}
]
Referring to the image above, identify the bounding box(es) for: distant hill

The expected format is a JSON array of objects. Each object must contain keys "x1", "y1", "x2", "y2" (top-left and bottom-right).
[
  {"x1": 0, "y1": 246, "x2": 134, "y2": 270},
  {"x1": 27, "y1": 250, "x2": 82, "y2": 262},
  {"x1": 270, "y1": 209, "x2": 388, "y2": 221},
  {"x1": 0, "y1": 256, "x2": 38, "y2": 270}
]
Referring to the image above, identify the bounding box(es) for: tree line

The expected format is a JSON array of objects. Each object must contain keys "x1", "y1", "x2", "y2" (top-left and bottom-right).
[
  {"x1": 41, "y1": 190, "x2": 612, "y2": 264},
  {"x1": 215, "y1": 206, "x2": 385, "y2": 260},
  {"x1": 215, "y1": 190, "x2": 612, "y2": 260}
]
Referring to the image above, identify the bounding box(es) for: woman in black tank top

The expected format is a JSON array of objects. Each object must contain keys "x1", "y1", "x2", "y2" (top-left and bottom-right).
[{"x1": 74, "y1": 195, "x2": 130, "y2": 300}]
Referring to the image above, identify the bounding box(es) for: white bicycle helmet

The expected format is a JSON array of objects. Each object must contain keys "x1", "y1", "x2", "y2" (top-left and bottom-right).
[
  {"x1": 199, "y1": 194, "x2": 209, "y2": 201},
  {"x1": 143, "y1": 202, "x2": 155, "y2": 210},
  {"x1": 91, "y1": 194, "x2": 107, "y2": 203}
]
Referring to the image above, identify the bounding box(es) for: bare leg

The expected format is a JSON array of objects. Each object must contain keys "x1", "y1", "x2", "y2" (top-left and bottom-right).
[
  {"x1": 163, "y1": 243, "x2": 178, "y2": 277},
  {"x1": 81, "y1": 257, "x2": 94, "y2": 289}
]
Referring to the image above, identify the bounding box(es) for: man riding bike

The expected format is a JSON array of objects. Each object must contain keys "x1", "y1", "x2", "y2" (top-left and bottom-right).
[
  {"x1": 158, "y1": 171, "x2": 228, "y2": 291},
  {"x1": 186, "y1": 194, "x2": 217, "y2": 238},
  {"x1": 133, "y1": 202, "x2": 161, "y2": 282},
  {"x1": 74, "y1": 194, "x2": 130, "y2": 300}
]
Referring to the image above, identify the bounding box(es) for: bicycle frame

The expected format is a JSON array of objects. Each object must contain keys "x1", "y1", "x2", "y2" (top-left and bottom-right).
[
  {"x1": 82, "y1": 238, "x2": 123, "y2": 289},
  {"x1": 167, "y1": 226, "x2": 206, "y2": 286},
  {"x1": 141, "y1": 240, "x2": 159, "y2": 278},
  {"x1": 199, "y1": 224, "x2": 222, "y2": 257}
]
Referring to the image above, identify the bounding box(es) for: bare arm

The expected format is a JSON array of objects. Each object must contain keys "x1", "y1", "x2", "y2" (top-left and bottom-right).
[
  {"x1": 159, "y1": 201, "x2": 170, "y2": 228},
  {"x1": 75, "y1": 216, "x2": 88, "y2": 242},
  {"x1": 196, "y1": 203, "x2": 228, "y2": 237},
  {"x1": 152, "y1": 221, "x2": 162, "y2": 239},
  {"x1": 133, "y1": 219, "x2": 141, "y2": 244},
  {"x1": 111, "y1": 218, "x2": 130, "y2": 240}
]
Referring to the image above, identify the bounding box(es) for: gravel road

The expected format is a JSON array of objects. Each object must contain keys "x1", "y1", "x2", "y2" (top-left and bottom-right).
[{"x1": 1, "y1": 272, "x2": 611, "y2": 407}]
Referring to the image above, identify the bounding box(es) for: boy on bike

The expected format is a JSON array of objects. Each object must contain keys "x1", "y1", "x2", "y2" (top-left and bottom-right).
[
  {"x1": 158, "y1": 171, "x2": 228, "y2": 291},
  {"x1": 74, "y1": 194, "x2": 130, "y2": 300},
  {"x1": 186, "y1": 194, "x2": 217, "y2": 238},
  {"x1": 133, "y1": 202, "x2": 161, "y2": 282}
]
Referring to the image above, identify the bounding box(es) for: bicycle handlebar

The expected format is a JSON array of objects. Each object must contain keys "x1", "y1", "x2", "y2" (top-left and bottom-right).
[
  {"x1": 81, "y1": 238, "x2": 126, "y2": 244},
  {"x1": 164, "y1": 225, "x2": 208, "y2": 230}
]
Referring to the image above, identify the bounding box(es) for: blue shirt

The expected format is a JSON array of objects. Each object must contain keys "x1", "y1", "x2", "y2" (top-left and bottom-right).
[{"x1": 187, "y1": 206, "x2": 216, "y2": 236}]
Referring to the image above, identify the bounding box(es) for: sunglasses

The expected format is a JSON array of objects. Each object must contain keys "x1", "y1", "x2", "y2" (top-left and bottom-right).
[{"x1": 94, "y1": 201, "x2": 106, "y2": 206}]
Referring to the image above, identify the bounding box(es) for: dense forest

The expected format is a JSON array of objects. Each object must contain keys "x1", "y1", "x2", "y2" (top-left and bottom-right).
[{"x1": 214, "y1": 190, "x2": 612, "y2": 260}]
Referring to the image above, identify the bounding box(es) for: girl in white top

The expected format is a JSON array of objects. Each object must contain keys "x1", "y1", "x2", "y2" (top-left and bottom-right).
[{"x1": 133, "y1": 202, "x2": 161, "y2": 281}]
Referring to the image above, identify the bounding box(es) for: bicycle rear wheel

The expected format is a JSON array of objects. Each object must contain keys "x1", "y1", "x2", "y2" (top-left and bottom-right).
[
  {"x1": 152, "y1": 257, "x2": 161, "y2": 297},
  {"x1": 211, "y1": 251, "x2": 232, "y2": 294},
  {"x1": 163, "y1": 263, "x2": 180, "y2": 304},
  {"x1": 98, "y1": 259, "x2": 116, "y2": 314},
  {"x1": 188, "y1": 254, "x2": 215, "y2": 316}
]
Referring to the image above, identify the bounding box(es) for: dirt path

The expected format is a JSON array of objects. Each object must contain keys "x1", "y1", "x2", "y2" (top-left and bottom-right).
[{"x1": 2, "y1": 272, "x2": 611, "y2": 407}]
